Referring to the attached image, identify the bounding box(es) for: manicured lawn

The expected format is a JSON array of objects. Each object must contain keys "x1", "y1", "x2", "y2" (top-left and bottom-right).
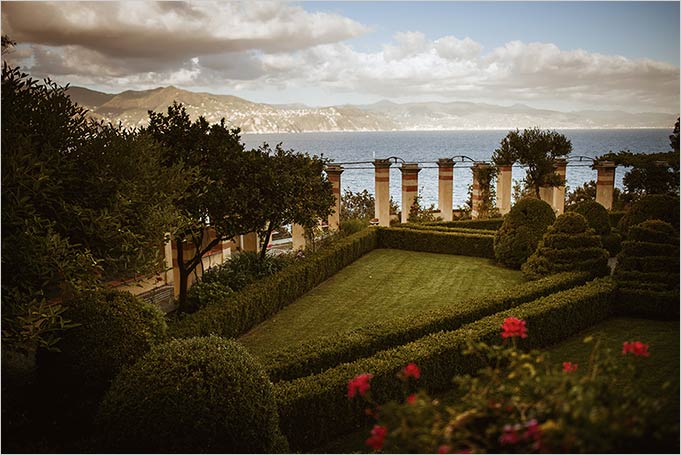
[{"x1": 239, "y1": 249, "x2": 523, "y2": 357}]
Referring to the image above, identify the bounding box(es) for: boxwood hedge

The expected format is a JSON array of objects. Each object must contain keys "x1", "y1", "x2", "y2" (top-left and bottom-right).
[
  {"x1": 169, "y1": 229, "x2": 378, "y2": 339},
  {"x1": 262, "y1": 271, "x2": 589, "y2": 382},
  {"x1": 377, "y1": 227, "x2": 494, "y2": 258},
  {"x1": 424, "y1": 218, "x2": 504, "y2": 231},
  {"x1": 398, "y1": 223, "x2": 496, "y2": 236},
  {"x1": 275, "y1": 278, "x2": 616, "y2": 451}
]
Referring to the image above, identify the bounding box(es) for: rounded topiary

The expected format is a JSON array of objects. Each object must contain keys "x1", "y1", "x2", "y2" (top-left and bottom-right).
[
  {"x1": 97, "y1": 336, "x2": 288, "y2": 453},
  {"x1": 521, "y1": 212, "x2": 610, "y2": 280},
  {"x1": 617, "y1": 194, "x2": 680, "y2": 235},
  {"x1": 494, "y1": 197, "x2": 556, "y2": 269},
  {"x1": 38, "y1": 289, "x2": 167, "y2": 392},
  {"x1": 568, "y1": 200, "x2": 611, "y2": 235}
]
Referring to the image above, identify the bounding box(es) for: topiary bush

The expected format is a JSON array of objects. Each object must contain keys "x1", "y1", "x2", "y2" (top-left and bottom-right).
[
  {"x1": 521, "y1": 212, "x2": 610, "y2": 280},
  {"x1": 493, "y1": 198, "x2": 556, "y2": 269},
  {"x1": 568, "y1": 200, "x2": 611, "y2": 235},
  {"x1": 97, "y1": 336, "x2": 288, "y2": 453},
  {"x1": 617, "y1": 194, "x2": 680, "y2": 236},
  {"x1": 37, "y1": 289, "x2": 167, "y2": 392},
  {"x1": 614, "y1": 219, "x2": 680, "y2": 318}
]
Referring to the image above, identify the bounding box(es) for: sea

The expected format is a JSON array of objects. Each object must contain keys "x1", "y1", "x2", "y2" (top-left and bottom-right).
[{"x1": 242, "y1": 129, "x2": 671, "y2": 209}]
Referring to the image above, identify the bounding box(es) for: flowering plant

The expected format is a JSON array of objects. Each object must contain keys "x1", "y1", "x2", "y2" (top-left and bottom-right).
[{"x1": 348, "y1": 317, "x2": 674, "y2": 453}]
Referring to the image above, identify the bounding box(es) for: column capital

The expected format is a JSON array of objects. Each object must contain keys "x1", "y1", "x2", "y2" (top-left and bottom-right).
[
  {"x1": 437, "y1": 158, "x2": 454, "y2": 168},
  {"x1": 373, "y1": 158, "x2": 392, "y2": 169},
  {"x1": 325, "y1": 164, "x2": 344, "y2": 175},
  {"x1": 554, "y1": 157, "x2": 567, "y2": 169},
  {"x1": 594, "y1": 160, "x2": 616, "y2": 169},
  {"x1": 472, "y1": 161, "x2": 492, "y2": 170},
  {"x1": 400, "y1": 162, "x2": 421, "y2": 174}
]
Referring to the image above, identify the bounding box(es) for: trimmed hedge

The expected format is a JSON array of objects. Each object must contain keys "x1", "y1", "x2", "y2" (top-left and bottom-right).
[
  {"x1": 494, "y1": 198, "x2": 556, "y2": 269},
  {"x1": 97, "y1": 336, "x2": 288, "y2": 453},
  {"x1": 37, "y1": 289, "x2": 167, "y2": 393},
  {"x1": 169, "y1": 229, "x2": 378, "y2": 339},
  {"x1": 609, "y1": 211, "x2": 627, "y2": 229},
  {"x1": 522, "y1": 212, "x2": 610, "y2": 281},
  {"x1": 424, "y1": 218, "x2": 504, "y2": 231},
  {"x1": 568, "y1": 200, "x2": 611, "y2": 235},
  {"x1": 398, "y1": 223, "x2": 496, "y2": 236},
  {"x1": 377, "y1": 227, "x2": 494, "y2": 258},
  {"x1": 263, "y1": 271, "x2": 589, "y2": 382},
  {"x1": 614, "y1": 219, "x2": 679, "y2": 319},
  {"x1": 275, "y1": 278, "x2": 616, "y2": 451},
  {"x1": 617, "y1": 194, "x2": 680, "y2": 235}
]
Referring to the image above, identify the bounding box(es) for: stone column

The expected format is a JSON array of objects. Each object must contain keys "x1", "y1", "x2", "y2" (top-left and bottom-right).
[
  {"x1": 326, "y1": 164, "x2": 344, "y2": 231},
  {"x1": 595, "y1": 161, "x2": 616, "y2": 210},
  {"x1": 437, "y1": 158, "x2": 454, "y2": 222},
  {"x1": 471, "y1": 162, "x2": 491, "y2": 220},
  {"x1": 373, "y1": 159, "x2": 392, "y2": 227},
  {"x1": 400, "y1": 163, "x2": 420, "y2": 223},
  {"x1": 241, "y1": 232, "x2": 259, "y2": 253},
  {"x1": 292, "y1": 224, "x2": 306, "y2": 250},
  {"x1": 552, "y1": 158, "x2": 567, "y2": 215},
  {"x1": 539, "y1": 186, "x2": 553, "y2": 207},
  {"x1": 496, "y1": 164, "x2": 513, "y2": 215}
]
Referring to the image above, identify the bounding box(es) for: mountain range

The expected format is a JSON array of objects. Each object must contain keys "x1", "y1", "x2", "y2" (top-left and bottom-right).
[{"x1": 66, "y1": 86, "x2": 676, "y2": 133}]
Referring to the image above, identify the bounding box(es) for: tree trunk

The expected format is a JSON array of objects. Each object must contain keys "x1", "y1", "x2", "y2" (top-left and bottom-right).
[
  {"x1": 259, "y1": 221, "x2": 276, "y2": 260},
  {"x1": 175, "y1": 235, "x2": 222, "y2": 312}
]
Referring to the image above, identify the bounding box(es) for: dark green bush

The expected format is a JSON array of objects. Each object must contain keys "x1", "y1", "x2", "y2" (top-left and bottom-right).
[
  {"x1": 275, "y1": 278, "x2": 615, "y2": 451},
  {"x1": 600, "y1": 232, "x2": 622, "y2": 257},
  {"x1": 493, "y1": 198, "x2": 556, "y2": 268},
  {"x1": 340, "y1": 218, "x2": 369, "y2": 235},
  {"x1": 377, "y1": 227, "x2": 494, "y2": 258},
  {"x1": 568, "y1": 200, "x2": 611, "y2": 235},
  {"x1": 424, "y1": 218, "x2": 504, "y2": 231},
  {"x1": 97, "y1": 336, "x2": 288, "y2": 453},
  {"x1": 608, "y1": 211, "x2": 627, "y2": 229},
  {"x1": 522, "y1": 212, "x2": 610, "y2": 281},
  {"x1": 398, "y1": 223, "x2": 496, "y2": 236},
  {"x1": 169, "y1": 229, "x2": 378, "y2": 339},
  {"x1": 617, "y1": 194, "x2": 680, "y2": 235},
  {"x1": 37, "y1": 289, "x2": 167, "y2": 392},
  {"x1": 614, "y1": 219, "x2": 679, "y2": 319},
  {"x1": 264, "y1": 271, "x2": 589, "y2": 382}
]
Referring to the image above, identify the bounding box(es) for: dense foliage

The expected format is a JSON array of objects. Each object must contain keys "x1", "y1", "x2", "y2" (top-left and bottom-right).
[
  {"x1": 597, "y1": 150, "x2": 679, "y2": 198},
  {"x1": 425, "y1": 218, "x2": 504, "y2": 230},
  {"x1": 341, "y1": 189, "x2": 375, "y2": 221},
  {"x1": 407, "y1": 194, "x2": 441, "y2": 223},
  {"x1": 522, "y1": 212, "x2": 610, "y2": 280},
  {"x1": 493, "y1": 198, "x2": 556, "y2": 269},
  {"x1": 492, "y1": 128, "x2": 572, "y2": 196},
  {"x1": 379, "y1": 227, "x2": 495, "y2": 258},
  {"x1": 614, "y1": 220, "x2": 680, "y2": 319},
  {"x1": 97, "y1": 336, "x2": 288, "y2": 453},
  {"x1": 358, "y1": 332, "x2": 673, "y2": 453},
  {"x1": 565, "y1": 180, "x2": 625, "y2": 209},
  {"x1": 567, "y1": 200, "x2": 611, "y2": 235},
  {"x1": 1, "y1": 64, "x2": 186, "y2": 349},
  {"x1": 617, "y1": 194, "x2": 680, "y2": 236}
]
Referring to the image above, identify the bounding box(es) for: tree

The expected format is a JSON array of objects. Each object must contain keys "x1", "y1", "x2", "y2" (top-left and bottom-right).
[
  {"x1": 254, "y1": 143, "x2": 334, "y2": 259},
  {"x1": 146, "y1": 103, "x2": 262, "y2": 310},
  {"x1": 596, "y1": 150, "x2": 679, "y2": 198},
  {"x1": 1, "y1": 34, "x2": 15, "y2": 55},
  {"x1": 565, "y1": 180, "x2": 624, "y2": 209},
  {"x1": 670, "y1": 117, "x2": 679, "y2": 154},
  {"x1": 2, "y1": 64, "x2": 186, "y2": 349},
  {"x1": 341, "y1": 189, "x2": 375, "y2": 221},
  {"x1": 492, "y1": 127, "x2": 572, "y2": 197}
]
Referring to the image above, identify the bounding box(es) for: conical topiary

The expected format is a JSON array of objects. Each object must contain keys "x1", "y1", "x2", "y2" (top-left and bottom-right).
[{"x1": 521, "y1": 212, "x2": 610, "y2": 280}]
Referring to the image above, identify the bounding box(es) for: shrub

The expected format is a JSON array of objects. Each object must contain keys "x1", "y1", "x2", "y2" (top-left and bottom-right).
[
  {"x1": 340, "y1": 218, "x2": 369, "y2": 235},
  {"x1": 522, "y1": 212, "x2": 610, "y2": 281},
  {"x1": 608, "y1": 211, "x2": 627, "y2": 229},
  {"x1": 617, "y1": 194, "x2": 680, "y2": 235},
  {"x1": 600, "y1": 232, "x2": 622, "y2": 257},
  {"x1": 275, "y1": 278, "x2": 615, "y2": 451},
  {"x1": 398, "y1": 223, "x2": 496, "y2": 236},
  {"x1": 169, "y1": 229, "x2": 378, "y2": 339},
  {"x1": 614, "y1": 219, "x2": 680, "y2": 318},
  {"x1": 494, "y1": 198, "x2": 556, "y2": 269},
  {"x1": 264, "y1": 272, "x2": 589, "y2": 382},
  {"x1": 424, "y1": 218, "x2": 504, "y2": 231},
  {"x1": 377, "y1": 227, "x2": 494, "y2": 258},
  {"x1": 37, "y1": 289, "x2": 167, "y2": 393},
  {"x1": 568, "y1": 200, "x2": 611, "y2": 235},
  {"x1": 97, "y1": 336, "x2": 288, "y2": 453}
]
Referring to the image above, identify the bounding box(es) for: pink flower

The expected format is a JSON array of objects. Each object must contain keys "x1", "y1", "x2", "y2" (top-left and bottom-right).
[
  {"x1": 562, "y1": 361, "x2": 578, "y2": 373},
  {"x1": 622, "y1": 341, "x2": 650, "y2": 357},
  {"x1": 406, "y1": 394, "x2": 416, "y2": 404},
  {"x1": 501, "y1": 317, "x2": 528, "y2": 339},
  {"x1": 499, "y1": 424, "x2": 521, "y2": 445},
  {"x1": 403, "y1": 362, "x2": 421, "y2": 379},
  {"x1": 347, "y1": 373, "x2": 373, "y2": 399},
  {"x1": 366, "y1": 425, "x2": 388, "y2": 451},
  {"x1": 523, "y1": 419, "x2": 541, "y2": 441}
]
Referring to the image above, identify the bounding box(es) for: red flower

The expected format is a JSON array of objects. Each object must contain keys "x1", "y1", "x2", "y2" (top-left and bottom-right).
[
  {"x1": 366, "y1": 425, "x2": 388, "y2": 451},
  {"x1": 622, "y1": 341, "x2": 650, "y2": 357},
  {"x1": 437, "y1": 445, "x2": 451, "y2": 453},
  {"x1": 406, "y1": 394, "x2": 416, "y2": 404},
  {"x1": 562, "y1": 361, "x2": 578, "y2": 373},
  {"x1": 501, "y1": 317, "x2": 528, "y2": 339},
  {"x1": 499, "y1": 424, "x2": 521, "y2": 445},
  {"x1": 347, "y1": 373, "x2": 374, "y2": 399},
  {"x1": 403, "y1": 362, "x2": 421, "y2": 379},
  {"x1": 523, "y1": 419, "x2": 541, "y2": 441}
]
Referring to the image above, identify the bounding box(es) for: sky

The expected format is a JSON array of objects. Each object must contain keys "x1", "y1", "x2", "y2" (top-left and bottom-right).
[{"x1": 2, "y1": 1, "x2": 679, "y2": 113}]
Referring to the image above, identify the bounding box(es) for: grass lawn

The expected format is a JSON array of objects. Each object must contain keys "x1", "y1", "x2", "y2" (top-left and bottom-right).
[
  {"x1": 313, "y1": 317, "x2": 680, "y2": 453},
  {"x1": 239, "y1": 249, "x2": 523, "y2": 357}
]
